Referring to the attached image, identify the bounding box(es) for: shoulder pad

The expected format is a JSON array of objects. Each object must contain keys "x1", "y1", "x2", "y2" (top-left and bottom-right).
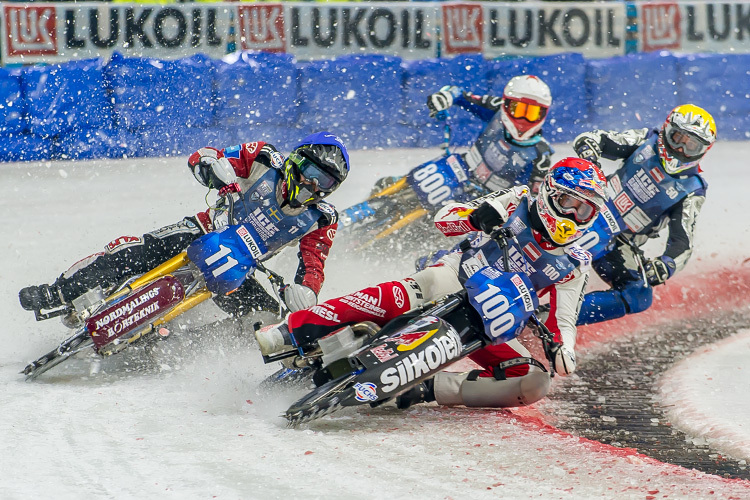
[
  {"x1": 564, "y1": 244, "x2": 592, "y2": 271},
  {"x1": 314, "y1": 201, "x2": 339, "y2": 226},
  {"x1": 259, "y1": 144, "x2": 285, "y2": 171}
]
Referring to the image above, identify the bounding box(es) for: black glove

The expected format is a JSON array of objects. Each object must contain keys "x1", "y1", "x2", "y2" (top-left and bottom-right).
[
  {"x1": 468, "y1": 201, "x2": 506, "y2": 234},
  {"x1": 645, "y1": 256, "x2": 676, "y2": 286},
  {"x1": 573, "y1": 134, "x2": 602, "y2": 167},
  {"x1": 426, "y1": 86, "x2": 461, "y2": 118}
]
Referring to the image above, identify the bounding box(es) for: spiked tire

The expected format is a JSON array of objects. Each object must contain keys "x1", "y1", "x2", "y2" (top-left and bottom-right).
[
  {"x1": 22, "y1": 329, "x2": 94, "y2": 380},
  {"x1": 285, "y1": 373, "x2": 359, "y2": 427}
]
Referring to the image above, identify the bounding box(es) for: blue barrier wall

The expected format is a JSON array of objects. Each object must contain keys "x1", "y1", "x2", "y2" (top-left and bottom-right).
[{"x1": 0, "y1": 50, "x2": 746, "y2": 162}]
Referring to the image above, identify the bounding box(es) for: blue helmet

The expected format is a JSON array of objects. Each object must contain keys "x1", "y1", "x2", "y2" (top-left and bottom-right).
[{"x1": 284, "y1": 132, "x2": 350, "y2": 207}]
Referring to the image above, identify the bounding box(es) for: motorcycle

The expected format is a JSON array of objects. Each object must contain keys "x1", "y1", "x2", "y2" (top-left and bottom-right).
[
  {"x1": 22, "y1": 185, "x2": 288, "y2": 380},
  {"x1": 337, "y1": 113, "x2": 538, "y2": 257},
  {"x1": 261, "y1": 228, "x2": 560, "y2": 427}
]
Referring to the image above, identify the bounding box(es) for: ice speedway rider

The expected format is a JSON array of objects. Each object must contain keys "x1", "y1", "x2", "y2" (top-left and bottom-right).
[
  {"x1": 19, "y1": 132, "x2": 350, "y2": 324},
  {"x1": 257, "y1": 158, "x2": 607, "y2": 410},
  {"x1": 573, "y1": 104, "x2": 716, "y2": 325},
  {"x1": 425, "y1": 74, "x2": 554, "y2": 194}
]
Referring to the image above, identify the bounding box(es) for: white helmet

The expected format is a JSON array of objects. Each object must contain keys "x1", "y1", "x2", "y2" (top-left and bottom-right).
[{"x1": 500, "y1": 75, "x2": 552, "y2": 142}]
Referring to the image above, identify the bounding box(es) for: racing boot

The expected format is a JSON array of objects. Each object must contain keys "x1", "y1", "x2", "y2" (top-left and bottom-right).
[
  {"x1": 19, "y1": 283, "x2": 66, "y2": 312},
  {"x1": 396, "y1": 378, "x2": 436, "y2": 409},
  {"x1": 255, "y1": 322, "x2": 293, "y2": 356}
]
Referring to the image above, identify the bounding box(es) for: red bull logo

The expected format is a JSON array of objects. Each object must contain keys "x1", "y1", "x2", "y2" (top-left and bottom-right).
[{"x1": 394, "y1": 329, "x2": 438, "y2": 351}]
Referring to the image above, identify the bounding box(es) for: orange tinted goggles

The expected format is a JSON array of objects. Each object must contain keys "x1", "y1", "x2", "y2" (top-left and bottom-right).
[{"x1": 505, "y1": 100, "x2": 547, "y2": 122}]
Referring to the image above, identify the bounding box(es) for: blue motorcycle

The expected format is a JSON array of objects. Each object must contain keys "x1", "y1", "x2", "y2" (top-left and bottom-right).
[
  {"x1": 22, "y1": 186, "x2": 289, "y2": 380},
  {"x1": 337, "y1": 115, "x2": 541, "y2": 256},
  {"x1": 280, "y1": 229, "x2": 560, "y2": 426}
]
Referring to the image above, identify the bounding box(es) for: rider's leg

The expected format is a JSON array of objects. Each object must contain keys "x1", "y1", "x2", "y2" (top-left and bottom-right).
[
  {"x1": 577, "y1": 243, "x2": 652, "y2": 325},
  {"x1": 19, "y1": 216, "x2": 207, "y2": 311},
  {"x1": 396, "y1": 339, "x2": 550, "y2": 409},
  {"x1": 257, "y1": 253, "x2": 463, "y2": 355}
]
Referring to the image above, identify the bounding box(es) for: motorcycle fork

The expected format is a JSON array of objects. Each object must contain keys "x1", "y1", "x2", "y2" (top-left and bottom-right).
[
  {"x1": 97, "y1": 251, "x2": 213, "y2": 354},
  {"x1": 370, "y1": 176, "x2": 409, "y2": 199}
]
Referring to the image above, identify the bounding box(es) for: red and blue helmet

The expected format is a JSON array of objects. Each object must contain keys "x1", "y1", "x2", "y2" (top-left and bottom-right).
[
  {"x1": 284, "y1": 132, "x2": 350, "y2": 207},
  {"x1": 536, "y1": 157, "x2": 607, "y2": 245}
]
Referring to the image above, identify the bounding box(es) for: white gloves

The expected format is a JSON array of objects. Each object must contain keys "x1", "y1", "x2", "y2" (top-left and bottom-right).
[
  {"x1": 553, "y1": 345, "x2": 577, "y2": 375},
  {"x1": 188, "y1": 148, "x2": 237, "y2": 189},
  {"x1": 283, "y1": 284, "x2": 317, "y2": 312}
]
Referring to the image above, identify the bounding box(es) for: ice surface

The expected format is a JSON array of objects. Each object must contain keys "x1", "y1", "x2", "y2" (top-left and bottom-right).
[{"x1": 1, "y1": 142, "x2": 750, "y2": 499}]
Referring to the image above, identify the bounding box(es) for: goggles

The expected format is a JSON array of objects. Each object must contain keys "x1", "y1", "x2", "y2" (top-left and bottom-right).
[
  {"x1": 551, "y1": 192, "x2": 599, "y2": 224},
  {"x1": 288, "y1": 151, "x2": 339, "y2": 192},
  {"x1": 664, "y1": 124, "x2": 710, "y2": 159},
  {"x1": 505, "y1": 99, "x2": 547, "y2": 123}
]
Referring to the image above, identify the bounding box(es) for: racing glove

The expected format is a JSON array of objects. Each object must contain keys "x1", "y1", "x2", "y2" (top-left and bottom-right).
[
  {"x1": 645, "y1": 255, "x2": 676, "y2": 286},
  {"x1": 427, "y1": 85, "x2": 462, "y2": 118},
  {"x1": 551, "y1": 344, "x2": 577, "y2": 375},
  {"x1": 188, "y1": 148, "x2": 237, "y2": 189},
  {"x1": 468, "y1": 200, "x2": 508, "y2": 234},
  {"x1": 282, "y1": 284, "x2": 317, "y2": 313},
  {"x1": 573, "y1": 133, "x2": 603, "y2": 167}
]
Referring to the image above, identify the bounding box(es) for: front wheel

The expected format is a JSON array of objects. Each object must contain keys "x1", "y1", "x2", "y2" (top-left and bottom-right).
[{"x1": 285, "y1": 373, "x2": 359, "y2": 427}]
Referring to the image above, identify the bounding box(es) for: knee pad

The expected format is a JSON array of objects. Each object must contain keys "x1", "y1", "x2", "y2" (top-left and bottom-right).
[
  {"x1": 619, "y1": 282, "x2": 653, "y2": 314},
  {"x1": 409, "y1": 254, "x2": 462, "y2": 303}
]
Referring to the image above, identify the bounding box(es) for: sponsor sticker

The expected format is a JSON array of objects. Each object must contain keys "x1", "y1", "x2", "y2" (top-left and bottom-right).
[
  {"x1": 317, "y1": 202, "x2": 336, "y2": 216},
  {"x1": 622, "y1": 206, "x2": 652, "y2": 232},
  {"x1": 510, "y1": 274, "x2": 535, "y2": 312},
  {"x1": 392, "y1": 285, "x2": 405, "y2": 309},
  {"x1": 236, "y1": 225, "x2": 264, "y2": 259},
  {"x1": 608, "y1": 175, "x2": 623, "y2": 195},
  {"x1": 649, "y1": 167, "x2": 665, "y2": 183},
  {"x1": 105, "y1": 236, "x2": 142, "y2": 252},
  {"x1": 522, "y1": 242, "x2": 542, "y2": 262},
  {"x1": 446, "y1": 155, "x2": 468, "y2": 183},
  {"x1": 566, "y1": 245, "x2": 593, "y2": 270},
  {"x1": 600, "y1": 205, "x2": 621, "y2": 233},
  {"x1": 224, "y1": 145, "x2": 241, "y2": 159},
  {"x1": 379, "y1": 326, "x2": 462, "y2": 393},
  {"x1": 270, "y1": 151, "x2": 284, "y2": 169},
  {"x1": 353, "y1": 382, "x2": 379, "y2": 402},
  {"x1": 613, "y1": 191, "x2": 635, "y2": 214}
]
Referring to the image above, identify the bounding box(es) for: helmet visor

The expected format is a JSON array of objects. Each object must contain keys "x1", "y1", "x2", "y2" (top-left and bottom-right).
[
  {"x1": 504, "y1": 99, "x2": 547, "y2": 123},
  {"x1": 551, "y1": 192, "x2": 599, "y2": 224},
  {"x1": 665, "y1": 123, "x2": 710, "y2": 159},
  {"x1": 288, "y1": 151, "x2": 339, "y2": 192}
]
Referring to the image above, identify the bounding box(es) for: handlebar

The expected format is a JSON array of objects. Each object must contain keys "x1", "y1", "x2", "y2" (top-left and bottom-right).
[{"x1": 486, "y1": 225, "x2": 560, "y2": 375}]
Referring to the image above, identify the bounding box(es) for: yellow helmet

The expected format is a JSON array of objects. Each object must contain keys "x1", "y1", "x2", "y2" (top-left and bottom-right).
[{"x1": 658, "y1": 104, "x2": 716, "y2": 174}]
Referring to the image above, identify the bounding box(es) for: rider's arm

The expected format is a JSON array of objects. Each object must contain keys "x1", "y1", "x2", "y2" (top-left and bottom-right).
[
  {"x1": 453, "y1": 92, "x2": 502, "y2": 123},
  {"x1": 433, "y1": 186, "x2": 528, "y2": 237},
  {"x1": 223, "y1": 142, "x2": 283, "y2": 179},
  {"x1": 295, "y1": 207, "x2": 338, "y2": 295},
  {"x1": 663, "y1": 192, "x2": 706, "y2": 274},
  {"x1": 543, "y1": 268, "x2": 588, "y2": 376},
  {"x1": 528, "y1": 140, "x2": 553, "y2": 194},
  {"x1": 575, "y1": 128, "x2": 653, "y2": 161}
]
